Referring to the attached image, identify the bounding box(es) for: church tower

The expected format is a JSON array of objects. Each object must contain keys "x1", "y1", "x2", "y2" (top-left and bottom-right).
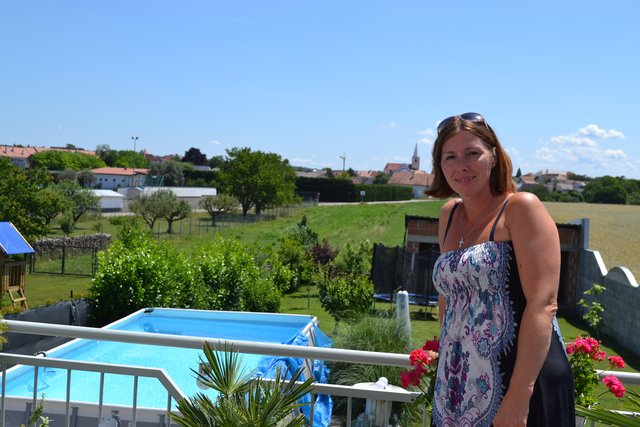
[{"x1": 410, "y1": 143, "x2": 420, "y2": 170}]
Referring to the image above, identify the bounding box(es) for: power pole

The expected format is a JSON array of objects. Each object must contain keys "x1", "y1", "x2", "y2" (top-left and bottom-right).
[
  {"x1": 131, "y1": 136, "x2": 139, "y2": 152},
  {"x1": 339, "y1": 153, "x2": 346, "y2": 171}
]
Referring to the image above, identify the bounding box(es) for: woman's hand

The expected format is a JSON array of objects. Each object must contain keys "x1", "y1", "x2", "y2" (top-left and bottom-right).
[{"x1": 492, "y1": 389, "x2": 530, "y2": 427}]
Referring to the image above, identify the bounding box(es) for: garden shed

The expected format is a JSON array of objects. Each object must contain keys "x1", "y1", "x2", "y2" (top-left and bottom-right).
[
  {"x1": 0, "y1": 222, "x2": 35, "y2": 309},
  {"x1": 91, "y1": 189, "x2": 126, "y2": 212},
  {"x1": 399, "y1": 215, "x2": 584, "y2": 311}
]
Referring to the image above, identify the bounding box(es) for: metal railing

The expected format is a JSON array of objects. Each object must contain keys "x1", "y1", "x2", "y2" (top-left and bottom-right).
[
  {"x1": 1, "y1": 319, "x2": 421, "y2": 427},
  {"x1": 6, "y1": 320, "x2": 639, "y2": 426},
  {"x1": 0, "y1": 353, "x2": 185, "y2": 427}
]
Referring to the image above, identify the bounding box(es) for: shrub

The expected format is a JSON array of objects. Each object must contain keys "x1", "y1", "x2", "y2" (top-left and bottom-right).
[
  {"x1": 89, "y1": 226, "x2": 184, "y2": 325},
  {"x1": 242, "y1": 277, "x2": 281, "y2": 313},
  {"x1": 58, "y1": 212, "x2": 75, "y2": 235},
  {"x1": 333, "y1": 240, "x2": 373, "y2": 278},
  {"x1": 318, "y1": 274, "x2": 374, "y2": 331},
  {"x1": 195, "y1": 238, "x2": 267, "y2": 311}
]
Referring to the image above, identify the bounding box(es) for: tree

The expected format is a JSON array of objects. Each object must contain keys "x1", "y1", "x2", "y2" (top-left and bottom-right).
[
  {"x1": 218, "y1": 147, "x2": 297, "y2": 216},
  {"x1": 130, "y1": 189, "x2": 191, "y2": 233},
  {"x1": 77, "y1": 168, "x2": 96, "y2": 187},
  {"x1": 114, "y1": 150, "x2": 150, "y2": 168},
  {"x1": 30, "y1": 150, "x2": 105, "y2": 171},
  {"x1": 96, "y1": 144, "x2": 118, "y2": 166},
  {"x1": 55, "y1": 182, "x2": 101, "y2": 223},
  {"x1": 199, "y1": 194, "x2": 239, "y2": 226},
  {"x1": 182, "y1": 147, "x2": 209, "y2": 166},
  {"x1": 0, "y1": 158, "x2": 50, "y2": 240},
  {"x1": 149, "y1": 160, "x2": 185, "y2": 186},
  {"x1": 164, "y1": 197, "x2": 191, "y2": 234},
  {"x1": 209, "y1": 155, "x2": 225, "y2": 169},
  {"x1": 372, "y1": 171, "x2": 391, "y2": 184},
  {"x1": 36, "y1": 187, "x2": 71, "y2": 225},
  {"x1": 57, "y1": 169, "x2": 78, "y2": 183},
  {"x1": 583, "y1": 176, "x2": 627, "y2": 204},
  {"x1": 130, "y1": 191, "x2": 169, "y2": 230}
]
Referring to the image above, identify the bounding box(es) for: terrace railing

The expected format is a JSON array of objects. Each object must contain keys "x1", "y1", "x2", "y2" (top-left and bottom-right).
[
  {"x1": 1, "y1": 319, "x2": 422, "y2": 427},
  {"x1": 0, "y1": 353, "x2": 185, "y2": 427},
  {"x1": 4, "y1": 319, "x2": 639, "y2": 427}
]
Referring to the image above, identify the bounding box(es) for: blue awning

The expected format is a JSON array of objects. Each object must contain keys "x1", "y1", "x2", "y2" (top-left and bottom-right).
[{"x1": 0, "y1": 222, "x2": 35, "y2": 255}]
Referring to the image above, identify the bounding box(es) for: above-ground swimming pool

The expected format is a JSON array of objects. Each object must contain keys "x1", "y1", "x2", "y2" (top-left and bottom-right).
[{"x1": 1, "y1": 308, "x2": 332, "y2": 426}]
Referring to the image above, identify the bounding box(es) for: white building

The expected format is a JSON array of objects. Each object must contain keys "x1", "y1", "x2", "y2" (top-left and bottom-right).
[
  {"x1": 90, "y1": 189, "x2": 126, "y2": 212},
  {"x1": 118, "y1": 186, "x2": 217, "y2": 210},
  {"x1": 92, "y1": 167, "x2": 149, "y2": 190}
]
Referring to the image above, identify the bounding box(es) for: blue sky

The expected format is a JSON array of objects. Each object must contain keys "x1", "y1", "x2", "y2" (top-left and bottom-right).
[{"x1": 2, "y1": 1, "x2": 639, "y2": 178}]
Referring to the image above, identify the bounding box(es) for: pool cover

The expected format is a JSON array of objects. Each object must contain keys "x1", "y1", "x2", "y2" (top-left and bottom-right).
[{"x1": 255, "y1": 328, "x2": 334, "y2": 427}]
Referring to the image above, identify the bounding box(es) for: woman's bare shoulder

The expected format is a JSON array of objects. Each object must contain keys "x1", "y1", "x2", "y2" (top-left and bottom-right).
[
  {"x1": 439, "y1": 198, "x2": 461, "y2": 220},
  {"x1": 505, "y1": 192, "x2": 554, "y2": 229}
]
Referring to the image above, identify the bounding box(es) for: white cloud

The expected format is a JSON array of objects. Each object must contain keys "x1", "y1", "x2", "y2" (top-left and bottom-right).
[
  {"x1": 530, "y1": 124, "x2": 632, "y2": 177},
  {"x1": 578, "y1": 124, "x2": 625, "y2": 139},
  {"x1": 290, "y1": 157, "x2": 313, "y2": 164},
  {"x1": 418, "y1": 137, "x2": 433, "y2": 146},
  {"x1": 550, "y1": 135, "x2": 598, "y2": 147},
  {"x1": 604, "y1": 149, "x2": 626, "y2": 158},
  {"x1": 535, "y1": 147, "x2": 555, "y2": 162},
  {"x1": 380, "y1": 121, "x2": 397, "y2": 130},
  {"x1": 417, "y1": 128, "x2": 435, "y2": 136},
  {"x1": 208, "y1": 140, "x2": 222, "y2": 146}
]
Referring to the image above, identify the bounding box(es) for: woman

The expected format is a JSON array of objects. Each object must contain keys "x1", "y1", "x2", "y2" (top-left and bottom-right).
[{"x1": 427, "y1": 113, "x2": 575, "y2": 426}]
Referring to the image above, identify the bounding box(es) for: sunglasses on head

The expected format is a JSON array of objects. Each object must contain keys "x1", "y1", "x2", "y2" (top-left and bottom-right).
[{"x1": 437, "y1": 112, "x2": 488, "y2": 134}]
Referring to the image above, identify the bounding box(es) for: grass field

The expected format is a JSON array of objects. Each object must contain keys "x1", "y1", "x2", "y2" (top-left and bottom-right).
[
  {"x1": 11, "y1": 199, "x2": 640, "y2": 310},
  {"x1": 545, "y1": 202, "x2": 640, "y2": 277}
]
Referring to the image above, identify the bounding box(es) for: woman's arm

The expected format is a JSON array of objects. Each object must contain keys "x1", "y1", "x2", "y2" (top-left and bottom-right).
[{"x1": 493, "y1": 192, "x2": 561, "y2": 427}]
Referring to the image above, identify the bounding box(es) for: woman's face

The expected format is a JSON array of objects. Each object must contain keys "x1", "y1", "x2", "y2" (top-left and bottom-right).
[{"x1": 440, "y1": 131, "x2": 495, "y2": 198}]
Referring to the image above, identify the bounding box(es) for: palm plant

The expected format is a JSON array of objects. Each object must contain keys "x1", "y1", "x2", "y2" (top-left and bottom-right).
[
  {"x1": 170, "y1": 342, "x2": 315, "y2": 427},
  {"x1": 576, "y1": 388, "x2": 640, "y2": 425}
]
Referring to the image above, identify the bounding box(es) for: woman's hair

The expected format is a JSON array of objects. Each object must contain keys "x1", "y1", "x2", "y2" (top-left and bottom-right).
[{"x1": 426, "y1": 115, "x2": 516, "y2": 198}]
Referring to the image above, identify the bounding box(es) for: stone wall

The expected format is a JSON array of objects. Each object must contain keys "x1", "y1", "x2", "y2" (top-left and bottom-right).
[{"x1": 32, "y1": 234, "x2": 112, "y2": 255}]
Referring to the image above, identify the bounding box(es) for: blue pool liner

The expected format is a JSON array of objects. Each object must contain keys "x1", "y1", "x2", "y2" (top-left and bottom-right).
[{"x1": 255, "y1": 328, "x2": 333, "y2": 427}]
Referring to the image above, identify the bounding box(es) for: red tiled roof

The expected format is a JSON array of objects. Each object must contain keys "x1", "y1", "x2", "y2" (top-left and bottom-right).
[
  {"x1": 91, "y1": 167, "x2": 149, "y2": 176},
  {"x1": 0, "y1": 145, "x2": 96, "y2": 159},
  {"x1": 388, "y1": 170, "x2": 432, "y2": 186}
]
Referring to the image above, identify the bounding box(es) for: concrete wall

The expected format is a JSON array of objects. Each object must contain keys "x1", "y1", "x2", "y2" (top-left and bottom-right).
[{"x1": 575, "y1": 220, "x2": 640, "y2": 355}]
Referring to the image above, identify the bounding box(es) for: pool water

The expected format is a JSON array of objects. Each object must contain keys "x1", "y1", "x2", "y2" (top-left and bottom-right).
[{"x1": 3, "y1": 309, "x2": 319, "y2": 409}]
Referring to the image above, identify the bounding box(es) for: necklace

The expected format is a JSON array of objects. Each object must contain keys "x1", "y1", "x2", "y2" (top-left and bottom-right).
[{"x1": 458, "y1": 198, "x2": 502, "y2": 248}]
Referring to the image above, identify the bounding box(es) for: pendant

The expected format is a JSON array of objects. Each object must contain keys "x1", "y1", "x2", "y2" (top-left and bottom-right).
[{"x1": 458, "y1": 237, "x2": 464, "y2": 248}]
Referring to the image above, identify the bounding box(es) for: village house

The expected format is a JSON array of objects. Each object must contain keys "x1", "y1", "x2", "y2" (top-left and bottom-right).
[
  {"x1": 382, "y1": 144, "x2": 433, "y2": 198},
  {"x1": 515, "y1": 170, "x2": 587, "y2": 194},
  {"x1": 0, "y1": 144, "x2": 97, "y2": 168},
  {"x1": 91, "y1": 167, "x2": 149, "y2": 190}
]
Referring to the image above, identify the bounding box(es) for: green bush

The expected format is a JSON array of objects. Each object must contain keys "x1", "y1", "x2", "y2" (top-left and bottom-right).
[
  {"x1": 89, "y1": 226, "x2": 184, "y2": 325},
  {"x1": 318, "y1": 273, "x2": 374, "y2": 329},
  {"x1": 195, "y1": 238, "x2": 267, "y2": 311},
  {"x1": 90, "y1": 229, "x2": 283, "y2": 324},
  {"x1": 242, "y1": 277, "x2": 281, "y2": 312},
  {"x1": 333, "y1": 240, "x2": 373, "y2": 278},
  {"x1": 355, "y1": 183, "x2": 413, "y2": 201}
]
